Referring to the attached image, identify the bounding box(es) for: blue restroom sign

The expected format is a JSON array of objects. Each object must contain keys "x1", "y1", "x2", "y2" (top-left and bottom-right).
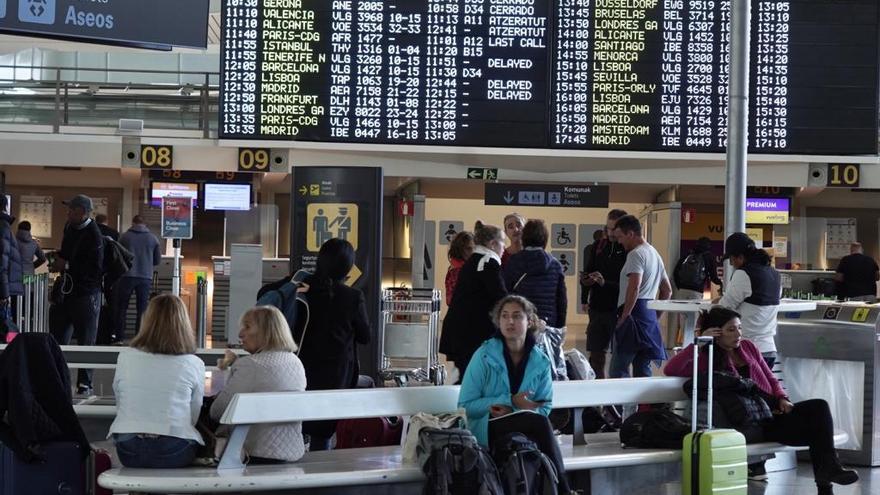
[{"x1": 1, "y1": 0, "x2": 208, "y2": 49}]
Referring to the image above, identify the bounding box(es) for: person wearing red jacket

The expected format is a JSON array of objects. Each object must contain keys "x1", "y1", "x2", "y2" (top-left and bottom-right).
[
  {"x1": 665, "y1": 306, "x2": 857, "y2": 495},
  {"x1": 445, "y1": 231, "x2": 474, "y2": 306}
]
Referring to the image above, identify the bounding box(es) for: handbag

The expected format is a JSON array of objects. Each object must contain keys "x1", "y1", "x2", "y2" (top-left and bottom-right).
[
  {"x1": 685, "y1": 372, "x2": 773, "y2": 427},
  {"x1": 402, "y1": 411, "x2": 467, "y2": 463}
]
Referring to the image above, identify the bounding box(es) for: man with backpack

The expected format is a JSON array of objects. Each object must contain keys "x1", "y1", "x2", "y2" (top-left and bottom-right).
[
  {"x1": 50, "y1": 194, "x2": 104, "y2": 396},
  {"x1": 673, "y1": 237, "x2": 722, "y2": 300}
]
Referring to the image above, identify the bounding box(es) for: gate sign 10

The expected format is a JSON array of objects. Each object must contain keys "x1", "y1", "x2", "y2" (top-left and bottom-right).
[
  {"x1": 220, "y1": 0, "x2": 879, "y2": 155},
  {"x1": 0, "y1": 0, "x2": 209, "y2": 49}
]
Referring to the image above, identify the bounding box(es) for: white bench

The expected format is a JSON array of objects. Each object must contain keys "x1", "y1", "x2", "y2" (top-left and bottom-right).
[{"x1": 99, "y1": 377, "x2": 845, "y2": 494}]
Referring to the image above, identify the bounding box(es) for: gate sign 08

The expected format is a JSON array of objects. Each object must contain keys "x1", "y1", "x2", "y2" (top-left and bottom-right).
[
  {"x1": 0, "y1": 0, "x2": 209, "y2": 50},
  {"x1": 220, "y1": 0, "x2": 879, "y2": 155}
]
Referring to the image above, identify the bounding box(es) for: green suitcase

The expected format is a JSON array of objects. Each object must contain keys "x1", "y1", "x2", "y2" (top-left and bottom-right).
[{"x1": 682, "y1": 336, "x2": 747, "y2": 495}]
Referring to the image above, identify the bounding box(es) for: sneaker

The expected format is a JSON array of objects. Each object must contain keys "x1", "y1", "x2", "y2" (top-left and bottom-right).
[
  {"x1": 75, "y1": 385, "x2": 93, "y2": 397},
  {"x1": 748, "y1": 462, "x2": 768, "y2": 481}
]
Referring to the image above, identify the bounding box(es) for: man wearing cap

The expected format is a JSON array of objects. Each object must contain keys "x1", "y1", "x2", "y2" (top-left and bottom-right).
[
  {"x1": 0, "y1": 195, "x2": 23, "y2": 339},
  {"x1": 717, "y1": 232, "x2": 782, "y2": 369},
  {"x1": 50, "y1": 194, "x2": 104, "y2": 396}
]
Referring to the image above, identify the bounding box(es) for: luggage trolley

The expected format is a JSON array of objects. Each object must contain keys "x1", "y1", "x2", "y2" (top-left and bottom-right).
[{"x1": 379, "y1": 287, "x2": 445, "y2": 386}]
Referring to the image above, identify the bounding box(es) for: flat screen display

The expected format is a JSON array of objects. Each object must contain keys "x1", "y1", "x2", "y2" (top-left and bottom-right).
[
  {"x1": 219, "y1": 0, "x2": 879, "y2": 155},
  {"x1": 204, "y1": 183, "x2": 252, "y2": 211},
  {"x1": 745, "y1": 197, "x2": 790, "y2": 224},
  {"x1": 150, "y1": 182, "x2": 199, "y2": 208}
]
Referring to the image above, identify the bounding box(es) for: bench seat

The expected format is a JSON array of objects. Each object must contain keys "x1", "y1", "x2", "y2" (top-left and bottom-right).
[{"x1": 99, "y1": 432, "x2": 848, "y2": 493}]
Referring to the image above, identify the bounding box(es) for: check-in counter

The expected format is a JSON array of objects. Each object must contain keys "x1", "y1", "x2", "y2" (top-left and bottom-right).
[
  {"x1": 778, "y1": 269, "x2": 836, "y2": 298},
  {"x1": 211, "y1": 257, "x2": 290, "y2": 342},
  {"x1": 777, "y1": 301, "x2": 880, "y2": 466}
]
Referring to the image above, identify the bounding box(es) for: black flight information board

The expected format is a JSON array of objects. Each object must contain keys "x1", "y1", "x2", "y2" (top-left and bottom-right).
[{"x1": 220, "y1": 0, "x2": 879, "y2": 155}]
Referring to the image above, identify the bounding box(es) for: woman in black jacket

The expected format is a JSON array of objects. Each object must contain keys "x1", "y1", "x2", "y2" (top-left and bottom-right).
[
  {"x1": 298, "y1": 238, "x2": 371, "y2": 450},
  {"x1": 440, "y1": 221, "x2": 507, "y2": 380}
]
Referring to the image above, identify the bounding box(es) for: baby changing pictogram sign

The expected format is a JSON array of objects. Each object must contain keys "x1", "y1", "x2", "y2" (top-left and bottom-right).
[{"x1": 306, "y1": 203, "x2": 358, "y2": 252}]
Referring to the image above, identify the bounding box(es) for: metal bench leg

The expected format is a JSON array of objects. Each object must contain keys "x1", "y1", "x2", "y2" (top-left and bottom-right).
[
  {"x1": 218, "y1": 425, "x2": 251, "y2": 471},
  {"x1": 572, "y1": 407, "x2": 587, "y2": 446}
]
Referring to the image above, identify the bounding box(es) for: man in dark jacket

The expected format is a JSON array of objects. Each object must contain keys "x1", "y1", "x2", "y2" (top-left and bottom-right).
[
  {"x1": 0, "y1": 196, "x2": 23, "y2": 337},
  {"x1": 50, "y1": 194, "x2": 104, "y2": 396},
  {"x1": 580, "y1": 209, "x2": 628, "y2": 379},
  {"x1": 95, "y1": 213, "x2": 119, "y2": 241},
  {"x1": 502, "y1": 219, "x2": 567, "y2": 327},
  {"x1": 114, "y1": 215, "x2": 161, "y2": 339}
]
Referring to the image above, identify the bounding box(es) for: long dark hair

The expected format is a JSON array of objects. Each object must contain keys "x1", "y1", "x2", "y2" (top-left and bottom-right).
[
  {"x1": 309, "y1": 238, "x2": 355, "y2": 298},
  {"x1": 697, "y1": 306, "x2": 741, "y2": 371},
  {"x1": 745, "y1": 247, "x2": 773, "y2": 266}
]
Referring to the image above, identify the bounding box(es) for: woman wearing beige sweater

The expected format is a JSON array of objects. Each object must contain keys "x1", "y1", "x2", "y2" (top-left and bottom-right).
[{"x1": 211, "y1": 306, "x2": 307, "y2": 463}]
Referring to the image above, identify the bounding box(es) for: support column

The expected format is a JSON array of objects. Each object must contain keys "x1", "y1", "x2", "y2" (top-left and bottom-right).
[{"x1": 724, "y1": 0, "x2": 751, "y2": 283}]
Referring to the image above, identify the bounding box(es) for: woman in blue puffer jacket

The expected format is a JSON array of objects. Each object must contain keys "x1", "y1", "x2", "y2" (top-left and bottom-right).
[
  {"x1": 502, "y1": 219, "x2": 567, "y2": 328},
  {"x1": 458, "y1": 294, "x2": 572, "y2": 494}
]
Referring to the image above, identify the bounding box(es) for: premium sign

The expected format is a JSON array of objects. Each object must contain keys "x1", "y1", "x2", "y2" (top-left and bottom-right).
[
  {"x1": 745, "y1": 198, "x2": 790, "y2": 225},
  {"x1": 0, "y1": 0, "x2": 208, "y2": 49}
]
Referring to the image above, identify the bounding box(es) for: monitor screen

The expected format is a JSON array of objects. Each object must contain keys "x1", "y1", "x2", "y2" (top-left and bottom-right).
[
  {"x1": 150, "y1": 182, "x2": 198, "y2": 208},
  {"x1": 745, "y1": 198, "x2": 790, "y2": 225},
  {"x1": 204, "y1": 183, "x2": 252, "y2": 211}
]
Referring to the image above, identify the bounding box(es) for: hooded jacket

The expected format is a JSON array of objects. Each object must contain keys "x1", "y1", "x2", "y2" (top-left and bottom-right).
[
  {"x1": 0, "y1": 333, "x2": 90, "y2": 461},
  {"x1": 119, "y1": 223, "x2": 161, "y2": 280},
  {"x1": 440, "y1": 246, "x2": 507, "y2": 366},
  {"x1": 0, "y1": 213, "x2": 22, "y2": 298},
  {"x1": 457, "y1": 337, "x2": 553, "y2": 446},
  {"x1": 16, "y1": 229, "x2": 46, "y2": 276},
  {"x1": 502, "y1": 247, "x2": 567, "y2": 327}
]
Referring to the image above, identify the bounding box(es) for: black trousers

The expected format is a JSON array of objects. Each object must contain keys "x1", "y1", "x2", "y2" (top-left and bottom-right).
[
  {"x1": 752, "y1": 399, "x2": 836, "y2": 479},
  {"x1": 489, "y1": 412, "x2": 571, "y2": 493}
]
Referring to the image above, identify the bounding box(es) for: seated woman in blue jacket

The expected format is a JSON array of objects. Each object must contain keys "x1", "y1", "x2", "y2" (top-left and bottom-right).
[{"x1": 458, "y1": 294, "x2": 572, "y2": 494}]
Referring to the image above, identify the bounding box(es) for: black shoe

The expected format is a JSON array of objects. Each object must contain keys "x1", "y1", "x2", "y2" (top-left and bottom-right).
[
  {"x1": 747, "y1": 462, "x2": 768, "y2": 482},
  {"x1": 75, "y1": 385, "x2": 93, "y2": 397},
  {"x1": 818, "y1": 464, "x2": 859, "y2": 486}
]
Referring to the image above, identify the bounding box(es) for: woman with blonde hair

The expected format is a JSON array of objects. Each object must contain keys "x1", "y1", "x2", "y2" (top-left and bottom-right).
[
  {"x1": 440, "y1": 221, "x2": 507, "y2": 379},
  {"x1": 108, "y1": 294, "x2": 205, "y2": 468},
  {"x1": 211, "y1": 305, "x2": 307, "y2": 463}
]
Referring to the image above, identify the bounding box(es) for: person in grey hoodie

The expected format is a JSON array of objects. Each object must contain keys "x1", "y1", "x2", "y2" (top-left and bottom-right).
[
  {"x1": 16, "y1": 221, "x2": 46, "y2": 276},
  {"x1": 113, "y1": 216, "x2": 161, "y2": 339}
]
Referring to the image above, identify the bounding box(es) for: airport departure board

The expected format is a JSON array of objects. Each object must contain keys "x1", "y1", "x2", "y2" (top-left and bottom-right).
[{"x1": 220, "y1": 0, "x2": 880, "y2": 155}]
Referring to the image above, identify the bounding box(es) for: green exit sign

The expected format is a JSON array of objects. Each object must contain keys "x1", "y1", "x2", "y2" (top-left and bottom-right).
[{"x1": 467, "y1": 168, "x2": 498, "y2": 180}]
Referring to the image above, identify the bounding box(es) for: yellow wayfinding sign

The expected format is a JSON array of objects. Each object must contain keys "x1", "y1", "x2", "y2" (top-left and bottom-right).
[{"x1": 306, "y1": 203, "x2": 359, "y2": 252}]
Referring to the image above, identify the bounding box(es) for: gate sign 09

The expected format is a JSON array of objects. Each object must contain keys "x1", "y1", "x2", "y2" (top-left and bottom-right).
[
  {"x1": 220, "y1": 0, "x2": 879, "y2": 155},
  {"x1": 0, "y1": 0, "x2": 209, "y2": 50}
]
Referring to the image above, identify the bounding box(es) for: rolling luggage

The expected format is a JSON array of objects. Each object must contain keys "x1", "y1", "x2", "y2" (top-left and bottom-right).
[
  {"x1": 682, "y1": 336, "x2": 747, "y2": 495},
  {"x1": 0, "y1": 441, "x2": 85, "y2": 495},
  {"x1": 334, "y1": 416, "x2": 403, "y2": 449}
]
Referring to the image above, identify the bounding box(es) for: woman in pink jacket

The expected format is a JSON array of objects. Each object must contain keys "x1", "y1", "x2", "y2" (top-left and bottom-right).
[{"x1": 665, "y1": 306, "x2": 857, "y2": 495}]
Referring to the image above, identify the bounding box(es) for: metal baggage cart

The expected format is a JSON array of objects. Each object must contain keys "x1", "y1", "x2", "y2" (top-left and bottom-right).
[{"x1": 379, "y1": 287, "x2": 445, "y2": 386}]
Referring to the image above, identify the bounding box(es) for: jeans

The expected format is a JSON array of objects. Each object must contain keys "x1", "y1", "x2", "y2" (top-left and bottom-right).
[
  {"x1": 50, "y1": 292, "x2": 101, "y2": 388},
  {"x1": 114, "y1": 434, "x2": 199, "y2": 469},
  {"x1": 113, "y1": 277, "x2": 151, "y2": 338},
  {"x1": 608, "y1": 349, "x2": 658, "y2": 378}
]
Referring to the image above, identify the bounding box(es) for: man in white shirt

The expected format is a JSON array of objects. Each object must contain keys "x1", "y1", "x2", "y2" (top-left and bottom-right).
[{"x1": 609, "y1": 215, "x2": 672, "y2": 378}]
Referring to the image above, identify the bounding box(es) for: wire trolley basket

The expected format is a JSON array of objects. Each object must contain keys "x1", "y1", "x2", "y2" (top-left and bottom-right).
[{"x1": 379, "y1": 287, "x2": 445, "y2": 386}]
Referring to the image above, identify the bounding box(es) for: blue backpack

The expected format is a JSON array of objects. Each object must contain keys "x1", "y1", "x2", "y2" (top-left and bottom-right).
[{"x1": 256, "y1": 270, "x2": 310, "y2": 353}]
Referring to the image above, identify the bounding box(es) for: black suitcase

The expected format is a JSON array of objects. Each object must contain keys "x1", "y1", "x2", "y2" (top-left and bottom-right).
[{"x1": 0, "y1": 441, "x2": 85, "y2": 495}]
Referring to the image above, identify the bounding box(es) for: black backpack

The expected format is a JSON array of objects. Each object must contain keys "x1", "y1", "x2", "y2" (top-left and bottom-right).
[
  {"x1": 619, "y1": 410, "x2": 691, "y2": 449},
  {"x1": 419, "y1": 427, "x2": 503, "y2": 495},
  {"x1": 675, "y1": 253, "x2": 707, "y2": 290},
  {"x1": 492, "y1": 433, "x2": 558, "y2": 495},
  {"x1": 102, "y1": 237, "x2": 134, "y2": 290}
]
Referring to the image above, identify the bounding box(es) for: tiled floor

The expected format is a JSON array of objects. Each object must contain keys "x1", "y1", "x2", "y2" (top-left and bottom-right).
[{"x1": 638, "y1": 463, "x2": 880, "y2": 494}]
